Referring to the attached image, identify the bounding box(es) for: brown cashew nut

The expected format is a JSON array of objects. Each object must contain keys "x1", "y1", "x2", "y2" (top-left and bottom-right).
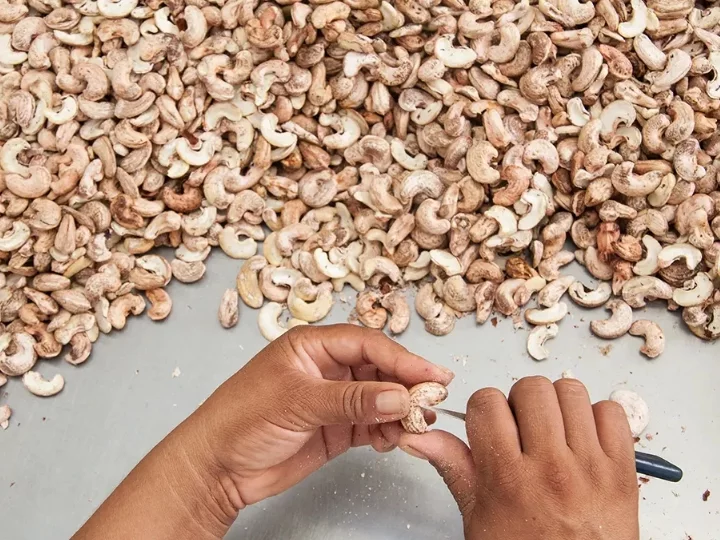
[{"x1": 401, "y1": 382, "x2": 448, "y2": 434}]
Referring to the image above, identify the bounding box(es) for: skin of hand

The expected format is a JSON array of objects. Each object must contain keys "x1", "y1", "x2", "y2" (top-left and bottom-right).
[
  {"x1": 74, "y1": 324, "x2": 453, "y2": 540},
  {"x1": 390, "y1": 376, "x2": 640, "y2": 540}
]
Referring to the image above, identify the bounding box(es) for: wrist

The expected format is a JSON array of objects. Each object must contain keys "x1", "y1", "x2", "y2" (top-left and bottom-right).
[{"x1": 164, "y1": 414, "x2": 244, "y2": 535}]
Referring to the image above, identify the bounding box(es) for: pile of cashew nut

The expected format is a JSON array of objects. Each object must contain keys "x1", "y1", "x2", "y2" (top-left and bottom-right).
[{"x1": 2, "y1": 0, "x2": 720, "y2": 426}]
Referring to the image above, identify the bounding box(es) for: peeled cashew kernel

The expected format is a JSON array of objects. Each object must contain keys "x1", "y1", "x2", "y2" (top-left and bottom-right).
[
  {"x1": 633, "y1": 235, "x2": 662, "y2": 276},
  {"x1": 22, "y1": 371, "x2": 65, "y2": 397},
  {"x1": 590, "y1": 299, "x2": 633, "y2": 339},
  {"x1": 236, "y1": 256, "x2": 267, "y2": 309},
  {"x1": 356, "y1": 290, "x2": 387, "y2": 330},
  {"x1": 401, "y1": 382, "x2": 448, "y2": 434},
  {"x1": 609, "y1": 389, "x2": 649, "y2": 437},
  {"x1": 429, "y1": 250, "x2": 463, "y2": 277},
  {"x1": 622, "y1": 276, "x2": 673, "y2": 308},
  {"x1": 673, "y1": 272, "x2": 713, "y2": 308},
  {"x1": 0, "y1": 405, "x2": 10, "y2": 430},
  {"x1": 629, "y1": 320, "x2": 665, "y2": 359},
  {"x1": 218, "y1": 289, "x2": 239, "y2": 329},
  {"x1": 657, "y1": 243, "x2": 702, "y2": 270},
  {"x1": 0, "y1": 333, "x2": 38, "y2": 377},
  {"x1": 527, "y1": 324, "x2": 559, "y2": 361},
  {"x1": 257, "y1": 302, "x2": 306, "y2": 342},
  {"x1": 381, "y1": 291, "x2": 410, "y2": 335},
  {"x1": 538, "y1": 276, "x2": 575, "y2": 308},
  {"x1": 525, "y1": 302, "x2": 568, "y2": 325},
  {"x1": 288, "y1": 280, "x2": 333, "y2": 323},
  {"x1": 568, "y1": 281, "x2": 612, "y2": 308}
]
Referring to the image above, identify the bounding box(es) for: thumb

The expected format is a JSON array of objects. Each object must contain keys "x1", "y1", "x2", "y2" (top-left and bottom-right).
[
  {"x1": 399, "y1": 430, "x2": 477, "y2": 517},
  {"x1": 307, "y1": 380, "x2": 410, "y2": 425}
]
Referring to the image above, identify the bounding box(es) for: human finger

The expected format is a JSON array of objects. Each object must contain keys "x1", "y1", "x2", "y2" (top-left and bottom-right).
[
  {"x1": 465, "y1": 387, "x2": 522, "y2": 469},
  {"x1": 285, "y1": 325, "x2": 454, "y2": 386},
  {"x1": 554, "y1": 378, "x2": 602, "y2": 457},
  {"x1": 593, "y1": 400, "x2": 635, "y2": 463},
  {"x1": 508, "y1": 376, "x2": 567, "y2": 458},
  {"x1": 398, "y1": 430, "x2": 477, "y2": 516}
]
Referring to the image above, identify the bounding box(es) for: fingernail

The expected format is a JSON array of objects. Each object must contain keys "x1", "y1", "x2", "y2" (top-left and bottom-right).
[
  {"x1": 437, "y1": 365, "x2": 455, "y2": 381},
  {"x1": 375, "y1": 390, "x2": 407, "y2": 415},
  {"x1": 400, "y1": 445, "x2": 427, "y2": 460}
]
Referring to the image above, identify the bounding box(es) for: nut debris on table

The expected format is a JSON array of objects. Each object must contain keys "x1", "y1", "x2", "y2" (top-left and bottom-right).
[{"x1": 1, "y1": 0, "x2": 720, "y2": 418}]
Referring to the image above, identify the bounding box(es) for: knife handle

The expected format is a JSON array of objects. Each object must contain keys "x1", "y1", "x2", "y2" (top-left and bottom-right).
[{"x1": 635, "y1": 451, "x2": 683, "y2": 482}]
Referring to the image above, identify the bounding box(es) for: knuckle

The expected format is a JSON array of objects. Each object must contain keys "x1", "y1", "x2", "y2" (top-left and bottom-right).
[
  {"x1": 515, "y1": 375, "x2": 553, "y2": 391},
  {"x1": 553, "y1": 377, "x2": 588, "y2": 396},
  {"x1": 341, "y1": 382, "x2": 366, "y2": 422},
  {"x1": 486, "y1": 459, "x2": 525, "y2": 494},
  {"x1": 509, "y1": 375, "x2": 554, "y2": 399},
  {"x1": 580, "y1": 453, "x2": 608, "y2": 487},
  {"x1": 613, "y1": 467, "x2": 640, "y2": 497},
  {"x1": 538, "y1": 460, "x2": 576, "y2": 498},
  {"x1": 467, "y1": 387, "x2": 506, "y2": 413},
  {"x1": 594, "y1": 399, "x2": 627, "y2": 421}
]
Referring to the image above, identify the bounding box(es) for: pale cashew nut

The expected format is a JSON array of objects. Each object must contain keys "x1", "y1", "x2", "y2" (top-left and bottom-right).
[
  {"x1": 0, "y1": 138, "x2": 30, "y2": 176},
  {"x1": 236, "y1": 256, "x2": 267, "y2": 309},
  {"x1": 442, "y1": 276, "x2": 477, "y2": 313},
  {"x1": 0, "y1": 405, "x2": 10, "y2": 430},
  {"x1": 98, "y1": 0, "x2": 138, "y2": 18},
  {"x1": 629, "y1": 320, "x2": 665, "y2": 359},
  {"x1": 401, "y1": 382, "x2": 448, "y2": 434},
  {"x1": 381, "y1": 291, "x2": 410, "y2": 335},
  {"x1": 568, "y1": 281, "x2": 612, "y2": 308},
  {"x1": 287, "y1": 279, "x2": 333, "y2": 323},
  {"x1": 218, "y1": 226, "x2": 258, "y2": 259},
  {"x1": 22, "y1": 371, "x2": 65, "y2": 397},
  {"x1": 673, "y1": 272, "x2": 714, "y2": 308},
  {"x1": 146, "y1": 288, "x2": 172, "y2": 321},
  {"x1": 434, "y1": 35, "x2": 477, "y2": 68},
  {"x1": 527, "y1": 323, "x2": 559, "y2": 361},
  {"x1": 356, "y1": 290, "x2": 387, "y2": 330},
  {"x1": 633, "y1": 235, "x2": 662, "y2": 276},
  {"x1": 621, "y1": 276, "x2": 673, "y2": 308},
  {"x1": 415, "y1": 282, "x2": 442, "y2": 320},
  {"x1": 257, "y1": 302, "x2": 306, "y2": 342},
  {"x1": 658, "y1": 243, "x2": 702, "y2": 270},
  {"x1": 360, "y1": 256, "x2": 402, "y2": 283},
  {"x1": 495, "y1": 279, "x2": 530, "y2": 316},
  {"x1": 590, "y1": 299, "x2": 633, "y2": 339},
  {"x1": 525, "y1": 302, "x2": 568, "y2": 325},
  {"x1": 218, "y1": 289, "x2": 239, "y2": 329},
  {"x1": 609, "y1": 389, "x2": 649, "y2": 437},
  {"x1": 314, "y1": 249, "x2": 349, "y2": 279},
  {"x1": 538, "y1": 276, "x2": 575, "y2": 308},
  {"x1": 0, "y1": 333, "x2": 37, "y2": 376},
  {"x1": 108, "y1": 294, "x2": 146, "y2": 330}
]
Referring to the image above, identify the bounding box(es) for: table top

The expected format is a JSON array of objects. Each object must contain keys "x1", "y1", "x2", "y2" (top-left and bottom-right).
[{"x1": 1, "y1": 253, "x2": 718, "y2": 539}]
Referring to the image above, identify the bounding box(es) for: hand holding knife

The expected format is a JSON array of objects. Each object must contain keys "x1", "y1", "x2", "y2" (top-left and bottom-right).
[{"x1": 432, "y1": 407, "x2": 683, "y2": 483}]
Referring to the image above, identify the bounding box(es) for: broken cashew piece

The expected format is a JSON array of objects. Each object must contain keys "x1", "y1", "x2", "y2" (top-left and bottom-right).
[{"x1": 401, "y1": 382, "x2": 448, "y2": 434}]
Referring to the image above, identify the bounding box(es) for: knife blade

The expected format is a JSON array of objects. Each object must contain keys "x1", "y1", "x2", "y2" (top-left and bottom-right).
[{"x1": 432, "y1": 407, "x2": 683, "y2": 483}]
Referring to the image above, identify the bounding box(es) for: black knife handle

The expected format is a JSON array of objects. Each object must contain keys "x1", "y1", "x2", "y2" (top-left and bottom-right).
[{"x1": 635, "y1": 451, "x2": 683, "y2": 482}]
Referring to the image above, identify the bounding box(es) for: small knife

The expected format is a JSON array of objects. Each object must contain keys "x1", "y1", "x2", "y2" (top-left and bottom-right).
[{"x1": 432, "y1": 407, "x2": 683, "y2": 483}]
